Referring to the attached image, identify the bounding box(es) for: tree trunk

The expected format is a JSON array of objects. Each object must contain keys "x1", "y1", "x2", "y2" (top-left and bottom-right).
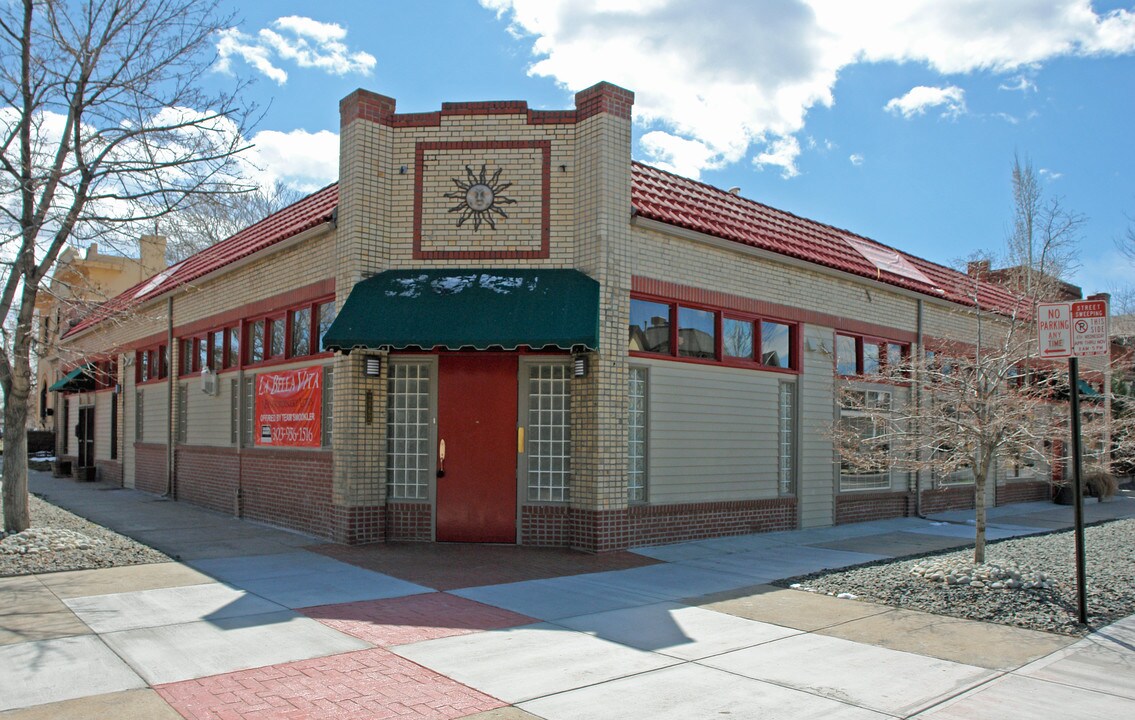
[
  {"x1": 973, "y1": 471, "x2": 987, "y2": 564},
  {"x1": 2, "y1": 381, "x2": 31, "y2": 534}
]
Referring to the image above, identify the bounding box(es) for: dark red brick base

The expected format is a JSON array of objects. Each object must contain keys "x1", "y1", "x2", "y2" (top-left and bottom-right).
[
  {"x1": 239, "y1": 448, "x2": 334, "y2": 539},
  {"x1": 386, "y1": 503, "x2": 432, "y2": 541},
  {"x1": 95, "y1": 460, "x2": 123, "y2": 487},
  {"x1": 521, "y1": 499, "x2": 797, "y2": 552},
  {"x1": 920, "y1": 485, "x2": 977, "y2": 514},
  {"x1": 996, "y1": 480, "x2": 1051, "y2": 506},
  {"x1": 835, "y1": 491, "x2": 913, "y2": 525},
  {"x1": 329, "y1": 505, "x2": 385, "y2": 545},
  {"x1": 134, "y1": 443, "x2": 167, "y2": 494}
]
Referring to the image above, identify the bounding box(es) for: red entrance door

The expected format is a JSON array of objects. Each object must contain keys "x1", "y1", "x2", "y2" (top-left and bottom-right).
[{"x1": 435, "y1": 354, "x2": 518, "y2": 542}]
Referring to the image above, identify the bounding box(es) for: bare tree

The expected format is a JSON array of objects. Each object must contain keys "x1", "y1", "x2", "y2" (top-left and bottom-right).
[
  {"x1": 1, "y1": 0, "x2": 254, "y2": 533},
  {"x1": 836, "y1": 156, "x2": 1093, "y2": 565},
  {"x1": 160, "y1": 181, "x2": 304, "y2": 262},
  {"x1": 1006, "y1": 153, "x2": 1084, "y2": 297}
]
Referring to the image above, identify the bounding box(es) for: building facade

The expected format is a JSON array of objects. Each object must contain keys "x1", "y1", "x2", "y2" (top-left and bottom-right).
[{"x1": 53, "y1": 83, "x2": 1058, "y2": 550}]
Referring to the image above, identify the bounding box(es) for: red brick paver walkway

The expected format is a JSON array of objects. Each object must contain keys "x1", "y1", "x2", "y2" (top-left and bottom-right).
[
  {"x1": 156, "y1": 647, "x2": 505, "y2": 720},
  {"x1": 302, "y1": 592, "x2": 536, "y2": 646}
]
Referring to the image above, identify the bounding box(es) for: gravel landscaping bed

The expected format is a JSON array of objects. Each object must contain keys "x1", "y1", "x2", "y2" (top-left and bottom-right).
[
  {"x1": 777, "y1": 518, "x2": 1135, "y2": 636},
  {"x1": 0, "y1": 489, "x2": 169, "y2": 576}
]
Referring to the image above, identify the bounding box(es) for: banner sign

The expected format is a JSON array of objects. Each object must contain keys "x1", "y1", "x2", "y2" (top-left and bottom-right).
[{"x1": 255, "y1": 367, "x2": 322, "y2": 447}]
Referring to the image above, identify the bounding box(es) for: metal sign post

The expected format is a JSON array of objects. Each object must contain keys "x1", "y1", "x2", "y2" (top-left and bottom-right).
[{"x1": 1037, "y1": 299, "x2": 1108, "y2": 626}]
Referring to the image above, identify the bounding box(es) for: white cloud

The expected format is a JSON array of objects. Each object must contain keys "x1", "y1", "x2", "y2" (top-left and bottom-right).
[
  {"x1": 639, "y1": 131, "x2": 724, "y2": 179},
  {"x1": 1039, "y1": 167, "x2": 1063, "y2": 181},
  {"x1": 994, "y1": 112, "x2": 1020, "y2": 124},
  {"x1": 215, "y1": 16, "x2": 375, "y2": 85},
  {"x1": 849, "y1": 153, "x2": 864, "y2": 166},
  {"x1": 754, "y1": 136, "x2": 802, "y2": 179},
  {"x1": 484, "y1": 0, "x2": 1135, "y2": 178},
  {"x1": 999, "y1": 75, "x2": 1037, "y2": 92},
  {"x1": 245, "y1": 129, "x2": 340, "y2": 192},
  {"x1": 885, "y1": 85, "x2": 967, "y2": 119}
]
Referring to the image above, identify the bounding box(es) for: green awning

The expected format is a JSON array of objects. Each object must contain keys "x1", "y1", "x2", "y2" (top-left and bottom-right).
[
  {"x1": 323, "y1": 269, "x2": 600, "y2": 352},
  {"x1": 48, "y1": 363, "x2": 96, "y2": 392}
]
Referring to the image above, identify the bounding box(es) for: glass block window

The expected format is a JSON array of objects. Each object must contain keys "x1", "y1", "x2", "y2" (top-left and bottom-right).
[
  {"x1": 321, "y1": 367, "x2": 333, "y2": 447},
  {"x1": 778, "y1": 381, "x2": 795, "y2": 495},
  {"x1": 526, "y1": 363, "x2": 571, "y2": 502},
  {"x1": 628, "y1": 366, "x2": 647, "y2": 502},
  {"x1": 241, "y1": 376, "x2": 254, "y2": 446},
  {"x1": 387, "y1": 362, "x2": 431, "y2": 500}
]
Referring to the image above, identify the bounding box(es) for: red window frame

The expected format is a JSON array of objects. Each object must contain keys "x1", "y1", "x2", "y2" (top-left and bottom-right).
[
  {"x1": 836, "y1": 333, "x2": 910, "y2": 378},
  {"x1": 135, "y1": 343, "x2": 168, "y2": 384},
  {"x1": 629, "y1": 294, "x2": 800, "y2": 373}
]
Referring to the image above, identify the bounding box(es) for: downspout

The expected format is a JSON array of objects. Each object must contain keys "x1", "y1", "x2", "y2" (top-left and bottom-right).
[
  {"x1": 914, "y1": 298, "x2": 926, "y2": 518},
  {"x1": 166, "y1": 296, "x2": 175, "y2": 498}
]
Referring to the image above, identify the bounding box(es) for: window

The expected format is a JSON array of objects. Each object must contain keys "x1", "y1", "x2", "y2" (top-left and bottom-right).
[
  {"x1": 628, "y1": 367, "x2": 647, "y2": 502},
  {"x1": 837, "y1": 334, "x2": 909, "y2": 377},
  {"x1": 723, "y1": 318, "x2": 753, "y2": 359},
  {"x1": 526, "y1": 363, "x2": 571, "y2": 502},
  {"x1": 778, "y1": 382, "x2": 795, "y2": 494},
  {"x1": 210, "y1": 331, "x2": 223, "y2": 370},
  {"x1": 225, "y1": 327, "x2": 240, "y2": 368},
  {"x1": 630, "y1": 295, "x2": 797, "y2": 371},
  {"x1": 268, "y1": 316, "x2": 285, "y2": 358},
  {"x1": 762, "y1": 322, "x2": 791, "y2": 368},
  {"x1": 629, "y1": 298, "x2": 671, "y2": 354},
  {"x1": 677, "y1": 306, "x2": 715, "y2": 358},
  {"x1": 136, "y1": 344, "x2": 167, "y2": 382},
  {"x1": 197, "y1": 335, "x2": 208, "y2": 372},
  {"x1": 249, "y1": 320, "x2": 266, "y2": 364},
  {"x1": 317, "y1": 301, "x2": 336, "y2": 351},
  {"x1": 290, "y1": 307, "x2": 312, "y2": 357},
  {"x1": 839, "y1": 389, "x2": 894, "y2": 491},
  {"x1": 387, "y1": 362, "x2": 431, "y2": 500}
]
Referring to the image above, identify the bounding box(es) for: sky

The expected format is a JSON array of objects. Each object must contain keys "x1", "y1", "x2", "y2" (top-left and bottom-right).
[{"x1": 205, "y1": 0, "x2": 1135, "y2": 298}]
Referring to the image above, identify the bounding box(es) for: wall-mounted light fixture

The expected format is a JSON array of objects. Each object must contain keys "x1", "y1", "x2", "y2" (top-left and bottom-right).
[
  {"x1": 573, "y1": 353, "x2": 589, "y2": 378},
  {"x1": 364, "y1": 356, "x2": 382, "y2": 377}
]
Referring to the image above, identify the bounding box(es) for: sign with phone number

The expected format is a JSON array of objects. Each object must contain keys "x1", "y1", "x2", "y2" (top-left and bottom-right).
[{"x1": 255, "y1": 366, "x2": 322, "y2": 447}]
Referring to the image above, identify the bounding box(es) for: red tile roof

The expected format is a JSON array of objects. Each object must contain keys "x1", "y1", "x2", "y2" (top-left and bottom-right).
[
  {"x1": 631, "y1": 162, "x2": 1024, "y2": 314},
  {"x1": 65, "y1": 183, "x2": 338, "y2": 338},
  {"x1": 69, "y1": 163, "x2": 1024, "y2": 340}
]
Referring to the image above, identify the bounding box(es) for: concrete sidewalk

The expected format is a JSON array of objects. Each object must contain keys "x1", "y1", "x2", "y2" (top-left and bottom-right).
[{"x1": 2, "y1": 472, "x2": 1133, "y2": 719}]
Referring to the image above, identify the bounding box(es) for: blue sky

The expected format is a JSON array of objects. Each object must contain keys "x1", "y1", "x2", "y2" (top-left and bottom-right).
[{"x1": 208, "y1": 0, "x2": 1135, "y2": 298}]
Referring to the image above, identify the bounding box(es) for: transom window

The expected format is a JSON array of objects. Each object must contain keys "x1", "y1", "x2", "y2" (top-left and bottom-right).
[{"x1": 629, "y1": 296, "x2": 798, "y2": 371}]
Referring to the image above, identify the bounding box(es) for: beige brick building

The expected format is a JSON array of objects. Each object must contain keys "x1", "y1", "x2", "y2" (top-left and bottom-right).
[{"x1": 51, "y1": 82, "x2": 1059, "y2": 549}]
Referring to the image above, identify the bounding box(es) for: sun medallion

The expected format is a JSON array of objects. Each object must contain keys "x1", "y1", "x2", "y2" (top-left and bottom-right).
[{"x1": 444, "y1": 164, "x2": 516, "y2": 231}]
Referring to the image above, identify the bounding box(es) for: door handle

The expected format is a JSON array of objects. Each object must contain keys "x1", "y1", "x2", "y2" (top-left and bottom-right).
[{"x1": 437, "y1": 438, "x2": 446, "y2": 478}]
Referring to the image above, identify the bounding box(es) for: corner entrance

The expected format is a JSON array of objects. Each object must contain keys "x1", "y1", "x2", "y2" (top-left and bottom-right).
[{"x1": 435, "y1": 354, "x2": 518, "y2": 542}]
